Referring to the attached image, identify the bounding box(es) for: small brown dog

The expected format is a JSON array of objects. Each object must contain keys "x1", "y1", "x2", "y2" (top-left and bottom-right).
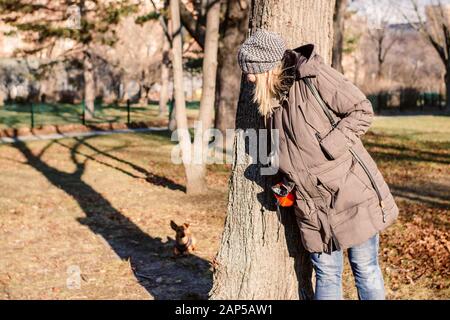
[{"x1": 170, "y1": 220, "x2": 196, "y2": 256}]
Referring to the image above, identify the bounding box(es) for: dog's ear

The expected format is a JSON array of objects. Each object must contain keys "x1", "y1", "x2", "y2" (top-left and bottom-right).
[
  {"x1": 170, "y1": 220, "x2": 178, "y2": 230},
  {"x1": 183, "y1": 223, "x2": 190, "y2": 229}
]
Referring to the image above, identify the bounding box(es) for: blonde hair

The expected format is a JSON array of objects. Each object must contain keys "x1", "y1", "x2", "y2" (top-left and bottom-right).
[{"x1": 252, "y1": 62, "x2": 291, "y2": 118}]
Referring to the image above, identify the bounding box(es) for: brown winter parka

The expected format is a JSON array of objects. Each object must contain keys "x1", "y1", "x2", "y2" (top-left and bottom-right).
[{"x1": 266, "y1": 43, "x2": 399, "y2": 254}]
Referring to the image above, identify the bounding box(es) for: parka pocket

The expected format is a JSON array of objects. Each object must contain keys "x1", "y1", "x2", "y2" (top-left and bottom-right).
[
  {"x1": 311, "y1": 152, "x2": 353, "y2": 195},
  {"x1": 312, "y1": 155, "x2": 372, "y2": 213},
  {"x1": 294, "y1": 189, "x2": 311, "y2": 218},
  {"x1": 319, "y1": 158, "x2": 376, "y2": 215},
  {"x1": 294, "y1": 192, "x2": 321, "y2": 234}
]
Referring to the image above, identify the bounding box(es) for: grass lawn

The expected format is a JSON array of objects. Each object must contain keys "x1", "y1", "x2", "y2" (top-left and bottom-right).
[
  {"x1": 0, "y1": 115, "x2": 448, "y2": 299},
  {"x1": 0, "y1": 102, "x2": 200, "y2": 130}
]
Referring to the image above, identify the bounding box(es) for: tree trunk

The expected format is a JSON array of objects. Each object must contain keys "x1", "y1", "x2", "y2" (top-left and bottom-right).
[
  {"x1": 445, "y1": 69, "x2": 450, "y2": 109},
  {"x1": 209, "y1": 0, "x2": 335, "y2": 300},
  {"x1": 171, "y1": 0, "x2": 220, "y2": 195},
  {"x1": 170, "y1": 0, "x2": 191, "y2": 178},
  {"x1": 331, "y1": 0, "x2": 347, "y2": 73},
  {"x1": 159, "y1": 35, "x2": 171, "y2": 117},
  {"x1": 214, "y1": 0, "x2": 249, "y2": 155},
  {"x1": 83, "y1": 49, "x2": 95, "y2": 120},
  {"x1": 168, "y1": 97, "x2": 177, "y2": 131},
  {"x1": 191, "y1": 0, "x2": 222, "y2": 194},
  {"x1": 376, "y1": 35, "x2": 384, "y2": 80}
]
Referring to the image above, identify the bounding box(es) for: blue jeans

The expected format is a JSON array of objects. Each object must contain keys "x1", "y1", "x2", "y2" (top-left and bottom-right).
[{"x1": 310, "y1": 234, "x2": 385, "y2": 300}]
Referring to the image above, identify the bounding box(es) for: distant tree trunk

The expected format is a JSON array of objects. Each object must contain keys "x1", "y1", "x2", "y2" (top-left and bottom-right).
[
  {"x1": 332, "y1": 0, "x2": 347, "y2": 73},
  {"x1": 159, "y1": 35, "x2": 170, "y2": 116},
  {"x1": 168, "y1": 97, "x2": 177, "y2": 131},
  {"x1": 209, "y1": 0, "x2": 335, "y2": 300},
  {"x1": 83, "y1": 49, "x2": 96, "y2": 120},
  {"x1": 170, "y1": 0, "x2": 221, "y2": 194},
  {"x1": 214, "y1": 0, "x2": 249, "y2": 153},
  {"x1": 0, "y1": 90, "x2": 5, "y2": 107},
  {"x1": 170, "y1": 0, "x2": 190, "y2": 163},
  {"x1": 376, "y1": 34, "x2": 384, "y2": 79},
  {"x1": 190, "y1": 0, "x2": 222, "y2": 194},
  {"x1": 445, "y1": 68, "x2": 450, "y2": 109}
]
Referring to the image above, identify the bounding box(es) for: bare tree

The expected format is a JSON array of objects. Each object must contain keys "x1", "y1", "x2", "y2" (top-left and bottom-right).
[
  {"x1": 176, "y1": 1, "x2": 249, "y2": 150},
  {"x1": 193, "y1": 0, "x2": 222, "y2": 193},
  {"x1": 159, "y1": 34, "x2": 171, "y2": 116},
  {"x1": 170, "y1": 0, "x2": 221, "y2": 194},
  {"x1": 405, "y1": 0, "x2": 450, "y2": 108},
  {"x1": 209, "y1": 0, "x2": 336, "y2": 299},
  {"x1": 365, "y1": 0, "x2": 399, "y2": 79},
  {"x1": 0, "y1": 0, "x2": 137, "y2": 120},
  {"x1": 159, "y1": 0, "x2": 171, "y2": 117}
]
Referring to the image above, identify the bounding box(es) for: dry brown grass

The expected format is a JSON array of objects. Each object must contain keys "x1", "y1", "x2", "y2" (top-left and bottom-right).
[
  {"x1": 0, "y1": 131, "x2": 229, "y2": 299},
  {"x1": 0, "y1": 115, "x2": 448, "y2": 299}
]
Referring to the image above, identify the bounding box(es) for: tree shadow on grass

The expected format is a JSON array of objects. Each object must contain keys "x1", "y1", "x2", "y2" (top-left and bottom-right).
[
  {"x1": 12, "y1": 137, "x2": 211, "y2": 299},
  {"x1": 389, "y1": 183, "x2": 450, "y2": 209},
  {"x1": 55, "y1": 136, "x2": 185, "y2": 192},
  {"x1": 364, "y1": 140, "x2": 450, "y2": 165}
]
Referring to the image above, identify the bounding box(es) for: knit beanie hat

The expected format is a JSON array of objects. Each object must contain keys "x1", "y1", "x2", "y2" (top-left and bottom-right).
[{"x1": 237, "y1": 29, "x2": 287, "y2": 74}]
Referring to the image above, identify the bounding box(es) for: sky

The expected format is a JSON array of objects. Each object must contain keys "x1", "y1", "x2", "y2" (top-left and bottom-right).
[{"x1": 350, "y1": 0, "x2": 450, "y2": 26}]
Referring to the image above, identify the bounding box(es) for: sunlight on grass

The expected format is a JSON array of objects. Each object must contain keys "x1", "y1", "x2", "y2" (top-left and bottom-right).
[{"x1": 370, "y1": 116, "x2": 450, "y2": 142}]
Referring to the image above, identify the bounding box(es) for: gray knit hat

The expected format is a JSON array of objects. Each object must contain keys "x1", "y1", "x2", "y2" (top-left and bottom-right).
[{"x1": 237, "y1": 29, "x2": 287, "y2": 74}]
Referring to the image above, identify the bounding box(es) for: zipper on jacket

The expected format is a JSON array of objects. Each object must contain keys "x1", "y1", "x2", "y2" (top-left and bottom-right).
[
  {"x1": 284, "y1": 84, "x2": 340, "y2": 251},
  {"x1": 304, "y1": 77, "x2": 387, "y2": 224},
  {"x1": 315, "y1": 132, "x2": 335, "y2": 160},
  {"x1": 349, "y1": 149, "x2": 387, "y2": 223},
  {"x1": 304, "y1": 78, "x2": 338, "y2": 128}
]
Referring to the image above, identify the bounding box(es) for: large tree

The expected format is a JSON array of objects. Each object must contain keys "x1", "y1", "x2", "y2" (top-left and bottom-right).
[
  {"x1": 209, "y1": 0, "x2": 336, "y2": 299},
  {"x1": 0, "y1": 0, "x2": 136, "y2": 120}
]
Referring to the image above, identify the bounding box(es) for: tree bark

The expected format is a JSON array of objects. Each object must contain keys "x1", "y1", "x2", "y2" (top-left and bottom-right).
[
  {"x1": 214, "y1": 0, "x2": 249, "y2": 154},
  {"x1": 209, "y1": 0, "x2": 335, "y2": 300},
  {"x1": 331, "y1": 0, "x2": 347, "y2": 73},
  {"x1": 83, "y1": 49, "x2": 95, "y2": 120}
]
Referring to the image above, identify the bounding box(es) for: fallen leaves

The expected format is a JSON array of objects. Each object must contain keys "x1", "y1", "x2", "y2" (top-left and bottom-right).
[{"x1": 381, "y1": 201, "x2": 450, "y2": 291}]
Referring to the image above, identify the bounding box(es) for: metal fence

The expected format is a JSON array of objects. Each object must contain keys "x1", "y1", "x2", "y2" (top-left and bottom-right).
[
  {"x1": 0, "y1": 100, "x2": 161, "y2": 129},
  {"x1": 368, "y1": 90, "x2": 445, "y2": 112}
]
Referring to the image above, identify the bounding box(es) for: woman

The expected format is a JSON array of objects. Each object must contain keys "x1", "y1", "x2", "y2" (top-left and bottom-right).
[{"x1": 237, "y1": 29, "x2": 399, "y2": 300}]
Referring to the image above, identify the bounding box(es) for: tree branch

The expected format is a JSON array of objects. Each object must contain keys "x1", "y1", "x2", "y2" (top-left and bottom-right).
[{"x1": 179, "y1": 1, "x2": 205, "y2": 48}]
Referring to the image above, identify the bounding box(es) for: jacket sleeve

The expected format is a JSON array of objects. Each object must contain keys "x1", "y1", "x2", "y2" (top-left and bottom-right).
[{"x1": 314, "y1": 59, "x2": 374, "y2": 159}]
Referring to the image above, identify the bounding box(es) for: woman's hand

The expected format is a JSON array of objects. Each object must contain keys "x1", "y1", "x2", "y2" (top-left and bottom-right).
[{"x1": 314, "y1": 61, "x2": 374, "y2": 152}]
